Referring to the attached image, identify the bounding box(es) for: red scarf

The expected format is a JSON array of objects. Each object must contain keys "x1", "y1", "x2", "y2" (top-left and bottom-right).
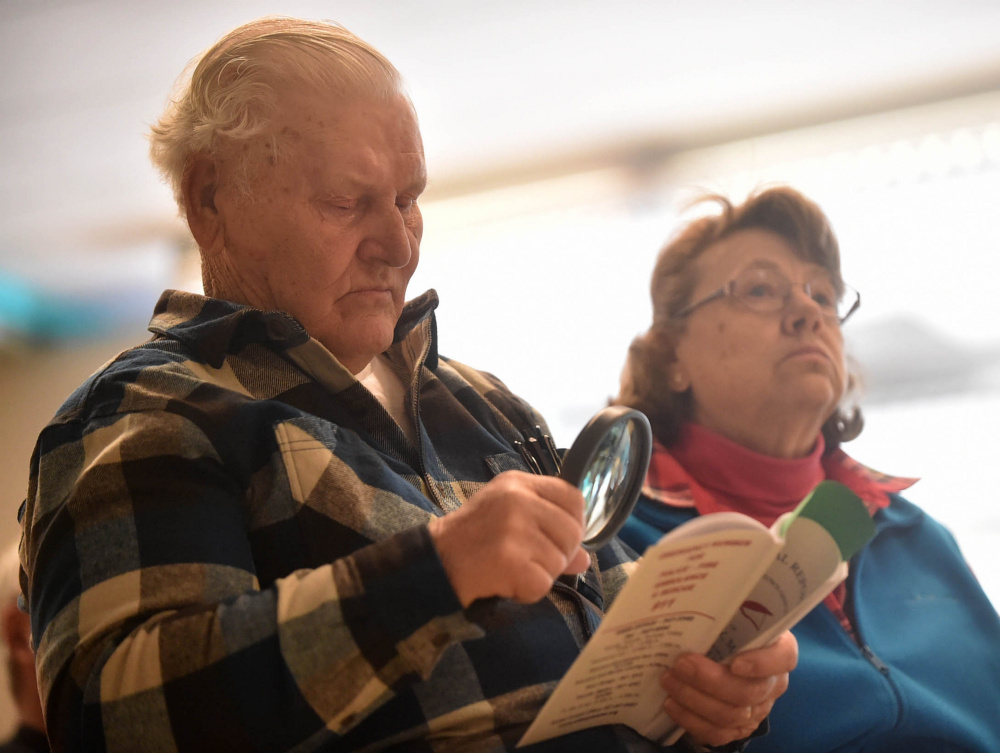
[{"x1": 642, "y1": 422, "x2": 917, "y2": 636}]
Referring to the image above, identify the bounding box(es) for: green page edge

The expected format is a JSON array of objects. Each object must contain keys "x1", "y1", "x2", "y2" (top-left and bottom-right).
[{"x1": 779, "y1": 480, "x2": 876, "y2": 560}]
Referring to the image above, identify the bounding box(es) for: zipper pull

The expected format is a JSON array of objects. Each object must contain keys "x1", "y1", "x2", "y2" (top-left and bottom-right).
[{"x1": 860, "y1": 644, "x2": 890, "y2": 677}]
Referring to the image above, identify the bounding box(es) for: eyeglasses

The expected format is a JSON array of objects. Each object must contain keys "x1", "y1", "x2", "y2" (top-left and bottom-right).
[{"x1": 672, "y1": 266, "x2": 861, "y2": 325}]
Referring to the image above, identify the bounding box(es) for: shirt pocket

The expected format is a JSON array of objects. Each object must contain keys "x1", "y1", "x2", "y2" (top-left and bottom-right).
[
  {"x1": 273, "y1": 418, "x2": 340, "y2": 508},
  {"x1": 272, "y1": 417, "x2": 436, "y2": 528},
  {"x1": 484, "y1": 450, "x2": 532, "y2": 477}
]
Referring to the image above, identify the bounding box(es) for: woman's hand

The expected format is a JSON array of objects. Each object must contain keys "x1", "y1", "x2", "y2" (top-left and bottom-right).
[{"x1": 661, "y1": 631, "x2": 798, "y2": 748}]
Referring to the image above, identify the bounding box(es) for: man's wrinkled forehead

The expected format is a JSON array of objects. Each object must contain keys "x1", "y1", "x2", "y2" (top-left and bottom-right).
[{"x1": 274, "y1": 84, "x2": 422, "y2": 144}]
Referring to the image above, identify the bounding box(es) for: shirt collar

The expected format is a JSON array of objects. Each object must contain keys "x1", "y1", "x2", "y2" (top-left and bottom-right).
[{"x1": 148, "y1": 288, "x2": 440, "y2": 373}]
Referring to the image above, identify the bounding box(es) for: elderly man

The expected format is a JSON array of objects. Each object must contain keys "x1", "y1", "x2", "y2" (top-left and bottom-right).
[{"x1": 18, "y1": 17, "x2": 795, "y2": 753}]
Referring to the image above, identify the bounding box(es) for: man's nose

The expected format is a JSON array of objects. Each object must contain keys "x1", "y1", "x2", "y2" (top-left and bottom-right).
[{"x1": 359, "y1": 204, "x2": 413, "y2": 267}]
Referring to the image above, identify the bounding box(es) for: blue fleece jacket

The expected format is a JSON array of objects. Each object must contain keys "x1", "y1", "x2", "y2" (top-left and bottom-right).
[{"x1": 621, "y1": 493, "x2": 1000, "y2": 752}]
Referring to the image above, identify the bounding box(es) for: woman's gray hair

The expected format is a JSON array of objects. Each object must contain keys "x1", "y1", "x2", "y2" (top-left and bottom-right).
[
  {"x1": 149, "y1": 16, "x2": 407, "y2": 212},
  {"x1": 616, "y1": 186, "x2": 864, "y2": 451}
]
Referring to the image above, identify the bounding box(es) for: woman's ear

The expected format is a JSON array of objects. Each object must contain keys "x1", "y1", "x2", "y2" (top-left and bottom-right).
[
  {"x1": 183, "y1": 154, "x2": 224, "y2": 255},
  {"x1": 668, "y1": 365, "x2": 691, "y2": 393}
]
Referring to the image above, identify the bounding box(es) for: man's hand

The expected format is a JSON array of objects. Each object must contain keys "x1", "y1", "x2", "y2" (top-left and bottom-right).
[
  {"x1": 660, "y1": 631, "x2": 798, "y2": 748},
  {"x1": 428, "y1": 471, "x2": 590, "y2": 607}
]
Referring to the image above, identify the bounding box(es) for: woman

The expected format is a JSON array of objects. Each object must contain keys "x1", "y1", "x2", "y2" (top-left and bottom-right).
[{"x1": 615, "y1": 186, "x2": 1000, "y2": 752}]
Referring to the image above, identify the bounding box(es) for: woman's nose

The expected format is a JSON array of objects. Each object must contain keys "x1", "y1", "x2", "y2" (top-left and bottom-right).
[{"x1": 782, "y1": 285, "x2": 825, "y2": 332}]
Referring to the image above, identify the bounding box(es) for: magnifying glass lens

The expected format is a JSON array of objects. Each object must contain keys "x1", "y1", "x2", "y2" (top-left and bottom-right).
[
  {"x1": 559, "y1": 407, "x2": 652, "y2": 550},
  {"x1": 581, "y1": 422, "x2": 631, "y2": 538}
]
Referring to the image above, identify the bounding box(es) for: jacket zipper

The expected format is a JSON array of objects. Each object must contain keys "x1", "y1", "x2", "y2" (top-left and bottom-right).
[
  {"x1": 859, "y1": 642, "x2": 890, "y2": 676},
  {"x1": 408, "y1": 319, "x2": 445, "y2": 510},
  {"x1": 848, "y1": 551, "x2": 906, "y2": 727}
]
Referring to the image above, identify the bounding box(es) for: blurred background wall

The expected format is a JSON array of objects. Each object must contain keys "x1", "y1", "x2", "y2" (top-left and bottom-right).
[{"x1": 2, "y1": 0, "x2": 999, "y2": 737}]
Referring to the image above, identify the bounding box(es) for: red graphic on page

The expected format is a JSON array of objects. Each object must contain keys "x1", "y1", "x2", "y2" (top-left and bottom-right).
[{"x1": 739, "y1": 600, "x2": 774, "y2": 631}]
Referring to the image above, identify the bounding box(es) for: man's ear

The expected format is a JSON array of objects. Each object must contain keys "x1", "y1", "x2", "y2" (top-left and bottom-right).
[{"x1": 183, "y1": 154, "x2": 224, "y2": 255}]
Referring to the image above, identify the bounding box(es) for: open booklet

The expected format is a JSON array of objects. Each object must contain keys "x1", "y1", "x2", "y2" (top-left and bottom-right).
[{"x1": 518, "y1": 480, "x2": 875, "y2": 748}]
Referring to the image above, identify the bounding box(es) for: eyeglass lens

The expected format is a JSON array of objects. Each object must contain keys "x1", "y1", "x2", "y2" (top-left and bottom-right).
[{"x1": 733, "y1": 268, "x2": 855, "y2": 321}]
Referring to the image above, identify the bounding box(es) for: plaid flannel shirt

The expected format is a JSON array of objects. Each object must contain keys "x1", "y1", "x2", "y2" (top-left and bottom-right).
[{"x1": 19, "y1": 289, "x2": 661, "y2": 753}]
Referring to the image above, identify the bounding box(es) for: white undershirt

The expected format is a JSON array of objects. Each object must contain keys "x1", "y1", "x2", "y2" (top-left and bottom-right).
[{"x1": 357, "y1": 355, "x2": 417, "y2": 445}]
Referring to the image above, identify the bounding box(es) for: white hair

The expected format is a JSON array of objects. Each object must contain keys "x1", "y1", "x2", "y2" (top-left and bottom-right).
[{"x1": 149, "y1": 16, "x2": 408, "y2": 212}]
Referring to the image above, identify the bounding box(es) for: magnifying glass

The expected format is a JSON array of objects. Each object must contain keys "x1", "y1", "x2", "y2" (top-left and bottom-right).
[{"x1": 559, "y1": 406, "x2": 653, "y2": 550}]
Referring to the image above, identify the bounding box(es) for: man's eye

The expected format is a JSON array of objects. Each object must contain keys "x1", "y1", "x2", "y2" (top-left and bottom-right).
[
  {"x1": 322, "y1": 200, "x2": 354, "y2": 212},
  {"x1": 396, "y1": 197, "x2": 415, "y2": 211}
]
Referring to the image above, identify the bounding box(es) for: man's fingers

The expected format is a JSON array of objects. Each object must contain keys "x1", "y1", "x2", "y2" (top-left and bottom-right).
[
  {"x1": 521, "y1": 473, "x2": 586, "y2": 522},
  {"x1": 564, "y1": 546, "x2": 591, "y2": 575},
  {"x1": 430, "y1": 471, "x2": 589, "y2": 606},
  {"x1": 532, "y1": 496, "x2": 585, "y2": 559},
  {"x1": 513, "y1": 562, "x2": 566, "y2": 604},
  {"x1": 509, "y1": 473, "x2": 586, "y2": 569}
]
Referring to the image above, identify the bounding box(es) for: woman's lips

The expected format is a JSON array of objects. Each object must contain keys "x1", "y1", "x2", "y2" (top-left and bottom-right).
[{"x1": 784, "y1": 345, "x2": 829, "y2": 362}]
